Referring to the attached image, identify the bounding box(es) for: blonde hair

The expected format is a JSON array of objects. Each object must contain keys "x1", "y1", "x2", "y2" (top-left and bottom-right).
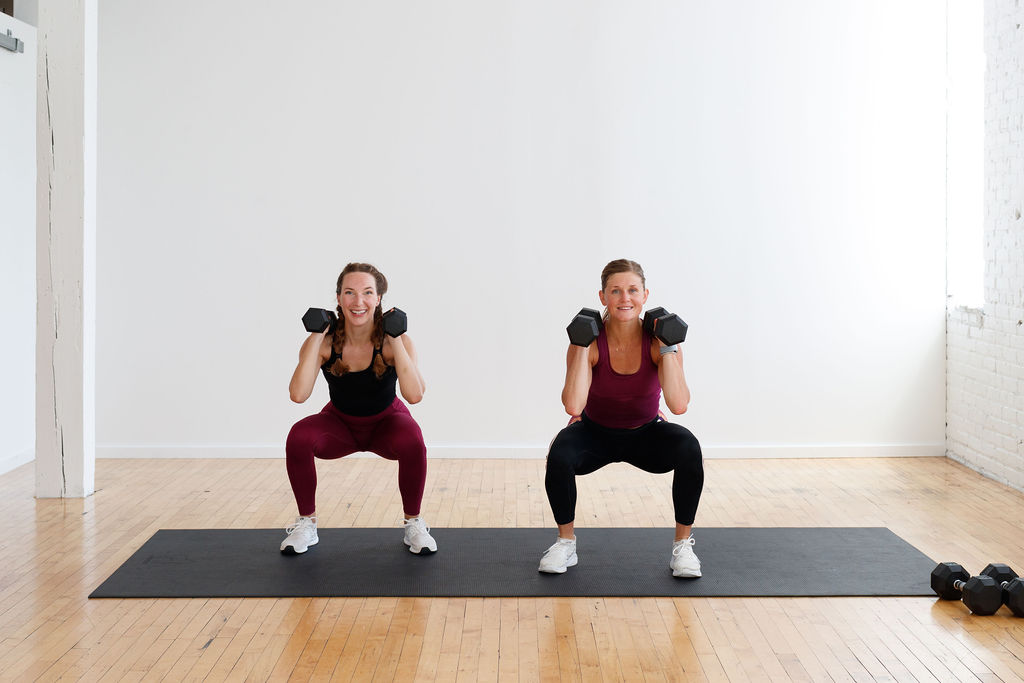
[{"x1": 601, "y1": 258, "x2": 646, "y2": 289}]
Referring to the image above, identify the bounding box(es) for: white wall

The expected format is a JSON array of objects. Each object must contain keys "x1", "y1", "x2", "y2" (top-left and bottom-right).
[
  {"x1": 97, "y1": 1, "x2": 948, "y2": 459},
  {"x1": 947, "y1": 0, "x2": 1024, "y2": 493},
  {"x1": 0, "y1": 12, "x2": 36, "y2": 474}
]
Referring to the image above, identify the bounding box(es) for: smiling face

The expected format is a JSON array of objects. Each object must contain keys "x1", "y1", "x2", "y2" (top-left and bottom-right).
[
  {"x1": 337, "y1": 271, "x2": 381, "y2": 328},
  {"x1": 599, "y1": 272, "x2": 648, "y2": 323}
]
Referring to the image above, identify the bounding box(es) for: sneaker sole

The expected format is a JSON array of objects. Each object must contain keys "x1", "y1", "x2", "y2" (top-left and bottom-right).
[
  {"x1": 539, "y1": 553, "x2": 578, "y2": 574},
  {"x1": 404, "y1": 540, "x2": 438, "y2": 555},
  {"x1": 672, "y1": 568, "x2": 701, "y2": 578},
  {"x1": 408, "y1": 547, "x2": 436, "y2": 555},
  {"x1": 281, "y1": 538, "x2": 318, "y2": 555}
]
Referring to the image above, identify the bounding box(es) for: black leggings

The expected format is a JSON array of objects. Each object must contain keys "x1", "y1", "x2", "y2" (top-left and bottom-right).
[{"x1": 544, "y1": 414, "x2": 704, "y2": 526}]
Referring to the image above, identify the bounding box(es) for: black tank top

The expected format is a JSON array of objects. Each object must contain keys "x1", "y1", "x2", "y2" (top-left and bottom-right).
[{"x1": 321, "y1": 344, "x2": 398, "y2": 416}]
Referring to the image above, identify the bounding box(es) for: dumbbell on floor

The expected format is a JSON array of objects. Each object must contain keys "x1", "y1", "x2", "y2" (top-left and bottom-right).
[
  {"x1": 979, "y1": 563, "x2": 1024, "y2": 617},
  {"x1": 301, "y1": 307, "x2": 408, "y2": 337},
  {"x1": 930, "y1": 562, "x2": 1002, "y2": 615},
  {"x1": 642, "y1": 307, "x2": 688, "y2": 346}
]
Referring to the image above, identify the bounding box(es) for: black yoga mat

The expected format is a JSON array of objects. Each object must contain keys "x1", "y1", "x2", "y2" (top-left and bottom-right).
[{"x1": 89, "y1": 527, "x2": 936, "y2": 599}]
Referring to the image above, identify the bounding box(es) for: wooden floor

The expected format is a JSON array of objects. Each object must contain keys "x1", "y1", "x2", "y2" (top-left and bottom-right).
[{"x1": 1, "y1": 456, "x2": 1023, "y2": 681}]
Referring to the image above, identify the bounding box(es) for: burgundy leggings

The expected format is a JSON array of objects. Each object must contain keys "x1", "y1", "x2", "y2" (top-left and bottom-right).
[{"x1": 285, "y1": 398, "x2": 427, "y2": 517}]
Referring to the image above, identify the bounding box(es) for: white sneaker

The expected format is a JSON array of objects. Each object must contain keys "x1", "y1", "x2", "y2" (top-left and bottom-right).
[
  {"x1": 538, "y1": 537, "x2": 578, "y2": 574},
  {"x1": 403, "y1": 517, "x2": 437, "y2": 554},
  {"x1": 670, "y1": 536, "x2": 701, "y2": 577},
  {"x1": 280, "y1": 516, "x2": 318, "y2": 554}
]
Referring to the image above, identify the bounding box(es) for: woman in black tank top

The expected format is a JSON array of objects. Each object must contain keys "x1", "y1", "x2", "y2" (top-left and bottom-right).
[{"x1": 281, "y1": 263, "x2": 436, "y2": 557}]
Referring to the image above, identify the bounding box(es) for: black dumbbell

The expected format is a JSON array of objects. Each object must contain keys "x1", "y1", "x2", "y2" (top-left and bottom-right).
[
  {"x1": 930, "y1": 562, "x2": 1002, "y2": 615},
  {"x1": 302, "y1": 307, "x2": 337, "y2": 334},
  {"x1": 642, "y1": 307, "x2": 688, "y2": 346},
  {"x1": 382, "y1": 307, "x2": 407, "y2": 338},
  {"x1": 303, "y1": 306, "x2": 407, "y2": 337},
  {"x1": 979, "y1": 563, "x2": 1024, "y2": 617},
  {"x1": 566, "y1": 308, "x2": 602, "y2": 347}
]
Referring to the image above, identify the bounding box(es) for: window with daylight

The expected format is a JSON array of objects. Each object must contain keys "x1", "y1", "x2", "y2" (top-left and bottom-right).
[{"x1": 946, "y1": 0, "x2": 985, "y2": 309}]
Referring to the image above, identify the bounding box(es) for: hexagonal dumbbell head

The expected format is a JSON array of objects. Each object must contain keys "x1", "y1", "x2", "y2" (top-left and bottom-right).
[
  {"x1": 382, "y1": 307, "x2": 407, "y2": 338},
  {"x1": 981, "y1": 563, "x2": 1024, "y2": 617},
  {"x1": 931, "y1": 562, "x2": 970, "y2": 600},
  {"x1": 1004, "y1": 578, "x2": 1024, "y2": 617},
  {"x1": 654, "y1": 313, "x2": 688, "y2": 345},
  {"x1": 643, "y1": 307, "x2": 668, "y2": 336},
  {"x1": 980, "y1": 563, "x2": 1018, "y2": 587},
  {"x1": 643, "y1": 307, "x2": 688, "y2": 346},
  {"x1": 567, "y1": 308, "x2": 602, "y2": 347},
  {"x1": 302, "y1": 307, "x2": 337, "y2": 334},
  {"x1": 961, "y1": 575, "x2": 1002, "y2": 615}
]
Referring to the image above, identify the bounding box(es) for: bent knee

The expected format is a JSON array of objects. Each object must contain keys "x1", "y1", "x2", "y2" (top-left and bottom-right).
[
  {"x1": 378, "y1": 428, "x2": 426, "y2": 461},
  {"x1": 394, "y1": 435, "x2": 427, "y2": 460},
  {"x1": 285, "y1": 424, "x2": 315, "y2": 458},
  {"x1": 672, "y1": 443, "x2": 704, "y2": 474},
  {"x1": 545, "y1": 443, "x2": 578, "y2": 473}
]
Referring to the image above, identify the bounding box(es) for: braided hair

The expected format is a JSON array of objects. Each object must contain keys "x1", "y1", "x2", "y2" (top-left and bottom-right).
[{"x1": 328, "y1": 262, "x2": 390, "y2": 379}]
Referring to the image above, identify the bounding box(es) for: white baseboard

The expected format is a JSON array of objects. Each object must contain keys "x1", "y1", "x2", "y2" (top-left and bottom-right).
[
  {"x1": 0, "y1": 447, "x2": 34, "y2": 475},
  {"x1": 95, "y1": 445, "x2": 548, "y2": 459},
  {"x1": 96, "y1": 442, "x2": 945, "y2": 459},
  {"x1": 98, "y1": 445, "x2": 305, "y2": 459},
  {"x1": 703, "y1": 443, "x2": 945, "y2": 458}
]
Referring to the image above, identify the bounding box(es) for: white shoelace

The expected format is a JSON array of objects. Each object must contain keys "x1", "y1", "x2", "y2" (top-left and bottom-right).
[
  {"x1": 543, "y1": 539, "x2": 574, "y2": 559},
  {"x1": 672, "y1": 536, "x2": 696, "y2": 557},
  {"x1": 286, "y1": 516, "x2": 316, "y2": 534},
  {"x1": 405, "y1": 518, "x2": 430, "y2": 535}
]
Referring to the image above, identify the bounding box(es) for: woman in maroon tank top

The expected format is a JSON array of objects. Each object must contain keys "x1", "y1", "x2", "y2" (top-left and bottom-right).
[{"x1": 539, "y1": 259, "x2": 705, "y2": 578}]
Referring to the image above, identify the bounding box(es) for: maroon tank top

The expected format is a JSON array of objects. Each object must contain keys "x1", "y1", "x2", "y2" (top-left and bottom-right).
[{"x1": 583, "y1": 327, "x2": 661, "y2": 429}]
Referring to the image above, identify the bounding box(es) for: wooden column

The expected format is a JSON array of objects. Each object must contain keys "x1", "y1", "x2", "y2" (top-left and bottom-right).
[{"x1": 35, "y1": 0, "x2": 96, "y2": 498}]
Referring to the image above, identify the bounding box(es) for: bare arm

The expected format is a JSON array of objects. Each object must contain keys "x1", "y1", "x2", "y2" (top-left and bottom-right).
[
  {"x1": 385, "y1": 333, "x2": 426, "y2": 404},
  {"x1": 561, "y1": 343, "x2": 596, "y2": 416},
  {"x1": 654, "y1": 340, "x2": 690, "y2": 414},
  {"x1": 289, "y1": 333, "x2": 330, "y2": 403}
]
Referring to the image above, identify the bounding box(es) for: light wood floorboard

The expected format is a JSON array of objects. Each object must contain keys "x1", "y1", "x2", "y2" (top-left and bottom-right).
[{"x1": 0, "y1": 456, "x2": 1022, "y2": 681}]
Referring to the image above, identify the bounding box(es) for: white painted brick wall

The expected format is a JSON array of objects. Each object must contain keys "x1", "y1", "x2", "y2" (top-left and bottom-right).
[{"x1": 947, "y1": 0, "x2": 1024, "y2": 492}]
